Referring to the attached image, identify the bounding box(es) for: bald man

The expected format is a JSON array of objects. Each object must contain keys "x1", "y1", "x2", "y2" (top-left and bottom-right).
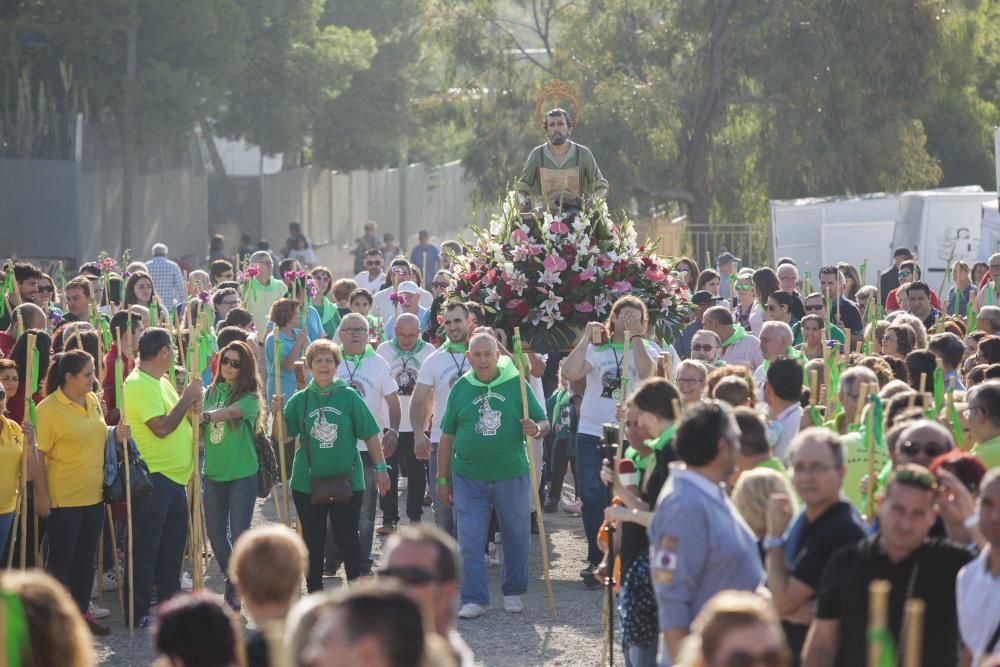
[{"x1": 1, "y1": 303, "x2": 46, "y2": 355}]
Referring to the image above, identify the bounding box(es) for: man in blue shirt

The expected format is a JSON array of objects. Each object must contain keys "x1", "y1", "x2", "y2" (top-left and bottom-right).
[
  {"x1": 649, "y1": 401, "x2": 763, "y2": 664},
  {"x1": 410, "y1": 230, "x2": 440, "y2": 281}
]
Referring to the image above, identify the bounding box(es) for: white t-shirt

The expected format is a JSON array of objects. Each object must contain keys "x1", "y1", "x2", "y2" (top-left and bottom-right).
[
  {"x1": 336, "y1": 352, "x2": 398, "y2": 451},
  {"x1": 956, "y1": 546, "x2": 1000, "y2": 666},
  {"x1": 372, "y1": 286, "x2": 433, "y2": 321},
  {"x1": 415, "y1": 345, "x2": 470, "y2": 442},
  {"x1": 353, "y1": 270, "x2": 386, "y2": 295},
  {"x1": 376, "y1": 339, "x2": 436, "y2": 433},
  {"x1": 578, "y1": 341, "x2": 659, "y2": 437}
]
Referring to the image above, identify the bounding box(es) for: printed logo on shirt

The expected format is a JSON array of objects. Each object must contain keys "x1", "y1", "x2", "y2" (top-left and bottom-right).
[
  {"x1": 349, "y1": 380, "x2": 366, "y2": 398},
  {"x1": 395, "y1": 367, "x2": 418, "y2": 396},
  {"x1": 653, "y1": 534, "x2": 678, "y2": 585},
  {"x1": 309, "y1": 407, "x2": 342, "y2": 448},
  {"x1": 600, "y1": 370, "x2": 622, "y2": 400},
  {"x1": 473, "y1": 393, "x2": 505, "y2": 436}
]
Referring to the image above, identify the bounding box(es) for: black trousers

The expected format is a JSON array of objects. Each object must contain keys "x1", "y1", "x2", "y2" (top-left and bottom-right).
[
  {"x1": 294, "y1": 490, "x2": 363, "y2": 591},
  {"x1": 44, "y1": 502, "x2": 104, "y2": 614},
  {"x1": 548, "y1": 437, "x2": 576, "y2": 501},
  {"x1": 378, "y1": 432, "x2": 427, "y2": 524}
]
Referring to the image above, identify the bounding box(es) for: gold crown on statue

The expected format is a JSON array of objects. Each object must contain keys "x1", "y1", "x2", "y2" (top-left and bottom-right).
[{"x1": 534, "y1": 80, "x2": 582, "y2": 128}]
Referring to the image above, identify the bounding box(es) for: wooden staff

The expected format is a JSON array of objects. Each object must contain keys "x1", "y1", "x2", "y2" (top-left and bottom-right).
[
  {"x1": 115, "y1": 329, "x2": 136, "y2": 635},
  {"x1": 875, "y1": 270, "x2": 882, "y2": 306},
  {"x1": 854, "y1": 383, "x2": 869, "y2": 429},
  {"x1": 104, "y1": 505, "x2": 125, "y2": 617},
  {"x1": 513, "y1": 327, "x2": 555, "y2": 618},
  {"x1": 865, "y1": 399, "x2": 877, "y2": 524},
  {"x1": 809, "y1": 368, "x2": 818, "y2": 407},
  {"x1": 188, "y1": 314, "x2": 204, "y2": 590},
  {"x1": 901, "y1": 598, "x2": 925, "y2": 667},
  {"x1": 867, "y1": 580, "x2": 891, "y2": 667},
  {"x1": 19, "y1": 333, "x2": 36, "y2": 568},
  {"x1": 15, "y1": 309, "x2": 23, "y2": 339},
  {"x1": 273, "y1": 337, "x2": 291, "y2": 526},
  {"x1": 843, "y1": 329, "x2": 851, "y2": 359}
]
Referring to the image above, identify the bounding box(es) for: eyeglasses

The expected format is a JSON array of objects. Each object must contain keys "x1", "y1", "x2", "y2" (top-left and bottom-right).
[
  {"x1": 375, "y1": 566, "x2": 442, "y2": 585},
  {"x1": 677, "y1": 377, "x2": 703, "y2": 386},
  {"x1": 792, "y1": 463, "x2": 837, "y2": 476},
  {"x1": 804, "y1": 304, "x2": 825, "y2": 312},
  {"x1": 36, "y1": 285, "x2": 54, "y2": 293},
  {"x1": 341, "y1": 327, "x2": 367, "y2": 336},
  {"x1": 220, "y1": 357, "x2": 243, "y2": 369},
  {"x1": 691, "y1": 344, "x2": 717, "y2": 352},
  {"x1": 716, "y1": 648, "x2": 787, "y2": 667},
  {"x1": 892, "y1": 466, "x2": 938, "y2": 490},
  {"x1": 899, "y1": 440, "x2": 948, "y2": 458}
]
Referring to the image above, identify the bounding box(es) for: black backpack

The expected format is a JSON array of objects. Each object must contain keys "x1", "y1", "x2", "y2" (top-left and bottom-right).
[{"x1": 253, "y1": 426, "x2": 280, "y2": 498}]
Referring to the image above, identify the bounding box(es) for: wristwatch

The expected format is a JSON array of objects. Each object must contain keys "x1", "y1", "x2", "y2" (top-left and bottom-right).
[
  {"x1": 436, "y1": 477, "x2": 450, "y2": 487},
  {"x1": 762, "y1": 536, "x2": 784, "y2": 551},
  {"x1": 386, "y1": 427, "x2": 399, "y2": 437}
]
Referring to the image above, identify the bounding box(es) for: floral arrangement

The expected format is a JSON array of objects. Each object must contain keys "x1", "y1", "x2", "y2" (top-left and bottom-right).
[{"x1": 450, "y1": 194, "x2": 692, "y2": 352}]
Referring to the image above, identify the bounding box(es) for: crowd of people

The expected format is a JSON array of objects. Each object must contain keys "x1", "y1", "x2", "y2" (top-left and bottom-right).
[{"x1": 1, "y1": 239, "x2": 1000, "y2": 667}]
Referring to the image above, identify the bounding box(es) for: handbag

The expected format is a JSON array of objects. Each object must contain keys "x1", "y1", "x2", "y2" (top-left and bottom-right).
[
  {"x1": 301, "y1": 388, "x2": 355, "y2": 505},
  {"x1": 253, "y1": 425, "x2": 279, "y2": 499},
  {"x1": 103, "y1": 439, "x2": 155, "y2": 504}
]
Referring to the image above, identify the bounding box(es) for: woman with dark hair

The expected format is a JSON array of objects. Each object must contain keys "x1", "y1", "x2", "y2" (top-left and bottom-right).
[
  {"x1": 8, "y1": 329, "x2": 51, "y2": 424},
  {"x1": 752, "y1": 268, "x2": 779, "y2": 313},
  {"x1": 601, "y1": 377, "x2": 681, "y2": 666},
  {"x1": 882, "y1": 323, "x2": 915, "y2": 360},
  {"x1": 123, "y1": 270, "x2": 168, "y2": 322},
  {"x1": 696, "y1": 269, "x2": 721, "y2": 297},
  {"x1": 765, "y1": 291, "x2": 795, "y2": 326},
  {"x1": 971, "y1": 261, "x2": 989, "y2": 287},
  {"x1": 35, "y1": 349, "x2": 130, "y2": 636},
  {"x1": 837, "y1": 262, "x2": 863, "y2": 301},
  {"x1": 904, "y1": 350, "x2": 937, "y2": 392},
  {"x1": 675, "y1": 590, "x2": 789, "y2": 667},
  {"x1": 155, "y1": 591, "x2": 244, "y2": 667},
  {"x1": 29, "y1": 272, "x2": 64, "y2": 328},
  {"x1": 673, "y1": 256, "x2": 701, "y2": 293},
  {"x1": 199, "y1": 340, "x2": 264, "y2": 611},
  {"x1": 975, "y1": 335, "x2": 1000, "y2": 366},
  {"x1": 265, "y1": 299, "x2": 309, "y2": 409}
]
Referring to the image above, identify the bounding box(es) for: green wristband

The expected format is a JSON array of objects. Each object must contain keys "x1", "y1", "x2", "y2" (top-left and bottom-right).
[
  {"x1": 374, "y1": 463, "x2": 388, "y2": 472},
  {"x1": 436, "y1": 477, "x2": 450, "y2": 487}
]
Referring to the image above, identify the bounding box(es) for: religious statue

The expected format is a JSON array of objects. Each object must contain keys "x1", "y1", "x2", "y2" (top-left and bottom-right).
[{"x1": 516, "y1": 81, "x2": 608, "y2": 212}]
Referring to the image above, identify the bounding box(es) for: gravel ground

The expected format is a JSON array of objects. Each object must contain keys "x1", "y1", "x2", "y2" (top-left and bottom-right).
[{"x1": 92, "y1": 476, "x2": 621, "y2": 666}]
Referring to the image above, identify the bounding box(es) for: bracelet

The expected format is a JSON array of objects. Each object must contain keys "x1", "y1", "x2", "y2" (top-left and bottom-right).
[
  {"x1": 436, "y1": 477, "x2": 450, "y2": 487},
  {"x1": 532, "y1": 422, "x2": 541, "y2": 438},
  {"x1": 630, "y1": 334, "x2": 644, "y2": 341},
  {"x1": 387, "y1": 427, "x2": 399, "y2": 437},
  {"x1": 762, "y1": 536, "x2": 784, "y2": 551},
  {"x1": 374, "y1": 463, "x2": 389, "y2": 473}
]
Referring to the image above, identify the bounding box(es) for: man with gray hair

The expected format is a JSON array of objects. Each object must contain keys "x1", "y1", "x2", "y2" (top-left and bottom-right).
[
  {"x1": 690, "y1": 329, "x2": 723, "y2": 367},
  {"x1": 146, "y1": 242, "x2": 185, "y2": 310},
  {"x1": 753, "y1": 320, "x2": 796, "y2": 398},
  {"x1": 976, "y1": 305, "x2": 1000, "y2": 335},
  {"x1": 702, "y1": 306, "x2": 763, "y2": 371},
  {"x1": 243, "y1": 250, "x2": 288, "y2": 333}
]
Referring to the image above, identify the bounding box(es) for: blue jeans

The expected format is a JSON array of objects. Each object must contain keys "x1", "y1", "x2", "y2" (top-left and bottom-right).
[
  {"x1": 202, "y1": 475, "x2": 257, "y2": 576},
  {"x1": 128, "y1": 473, "x2": 189, "y2": 621},
  {"x1": 430, "y1": 442, "x2": 455, "y2": 536},
  {"x1": 0, "y1": 512, "x2": 12, "y2": 556},
  {"x1": 576, "y1": 433, "x2": 609, "y2": 566},
  {"x1": 452, "y1": 471, "x2": 531, "y2": 606}
]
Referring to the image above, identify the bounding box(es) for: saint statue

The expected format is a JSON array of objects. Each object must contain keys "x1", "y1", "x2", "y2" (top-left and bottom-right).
[{"x1": 516, "y1": 83, "x2": 607, "y2": 211}]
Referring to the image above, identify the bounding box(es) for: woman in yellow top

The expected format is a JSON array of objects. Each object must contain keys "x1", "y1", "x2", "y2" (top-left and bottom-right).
[
  {"x1": 0, "y1": 382, "x2": 36, "y2": 554},
  {"x1": 35, "y1": 349, "x2": 130, "y2": 636}
]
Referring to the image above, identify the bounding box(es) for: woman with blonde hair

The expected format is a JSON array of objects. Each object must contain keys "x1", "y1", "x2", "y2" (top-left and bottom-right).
[
  {"x1": 676, "y1": 590, "x2": 790, "y2": 667},
  {"x1": 731, "y1": 468, "x2": 796, "y2": 546},
  {"x1": 0, "y1": 569, "x2": 96, "y2": 667}
]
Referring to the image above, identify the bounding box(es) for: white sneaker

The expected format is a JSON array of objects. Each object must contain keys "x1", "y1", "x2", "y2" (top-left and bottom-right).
[
  {"x1": 89, "y1": 600, "x2": 111, "y2": 619},
  {"x1": 102, "y1": 570, "x2": 119, "y2": 591},
  {"x1": 503, "y1": 595, "x2": 524, "y2": 613},
  {"x1": 486, "y1": 544, "x2": 500, "y2": 568},
  {"x1": 562, "y1": 498, "x2": 583, "y2": 514},
  {"x1": 457, "y1": 603, "x2": 487, "y2": 619},
  {"x1": 180, "y1": 571, "x2": 193, "y2": 591}
]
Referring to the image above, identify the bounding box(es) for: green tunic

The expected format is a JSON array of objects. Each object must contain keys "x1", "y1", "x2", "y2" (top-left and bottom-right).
[
  {"x1": 202, "y1": 383, "x2": 260, "y2": 482},
  {"x1": 516, "y1": 141, "x2": 608, "y2": 204}
]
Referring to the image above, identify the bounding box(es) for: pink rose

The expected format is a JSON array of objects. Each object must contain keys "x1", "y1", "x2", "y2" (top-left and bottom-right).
[
  {"x1": 574, "y1": 302, "x2": 594, "y2": 313},
  {"x1": 542, "y1": 254, "x2": 568, "y2": 273},
  {"x1": 644, "y1": 268, "x2": 666, "y2": 282}
]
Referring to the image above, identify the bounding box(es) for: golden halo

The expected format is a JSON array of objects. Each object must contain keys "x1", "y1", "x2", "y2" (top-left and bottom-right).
[{"x1": 534, "y1": 80, "x2": 582, "y2": 128}]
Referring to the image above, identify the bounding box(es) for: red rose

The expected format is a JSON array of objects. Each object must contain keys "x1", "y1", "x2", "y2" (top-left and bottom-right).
[
  {"x1": 515, "y1": 301, "x2": 530, "y2": 317},
  {"x1": 559, "y1": 301, "x2": 572, "y2": 316},
  {"x1": 569, "y1": 274, "x2": 582, "y2": 286}
]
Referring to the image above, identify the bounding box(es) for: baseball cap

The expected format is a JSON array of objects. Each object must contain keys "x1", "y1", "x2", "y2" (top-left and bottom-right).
[
  {"x1": 691, "y1": 290, "x2": 725, "y2": 307},
  {"x1": 717, "y1": 251, "x2": 741, "y2": 265},
  {"x1": 397, "y1": 281, "x2": 419, "y2": 293}
]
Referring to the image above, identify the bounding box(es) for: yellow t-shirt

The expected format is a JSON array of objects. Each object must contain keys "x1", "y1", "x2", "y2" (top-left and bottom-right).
[
  {"x1": 124, "y1": 368, "x2": 194, "y2": 486},
  {"x1": 0, "y1": 417, "x2": 24, "y2": 514},
  {"x1": 36, "y1": 389, "x2": 108, "y2": 508},
  {"x1": 972, "y1": 435, "x2": 1000, "y2": 470}
]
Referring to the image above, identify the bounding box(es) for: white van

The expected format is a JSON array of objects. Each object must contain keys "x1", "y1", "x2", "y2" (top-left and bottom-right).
[{"x1": 890, "y1": 190, "x2": 994, "y2": 294}]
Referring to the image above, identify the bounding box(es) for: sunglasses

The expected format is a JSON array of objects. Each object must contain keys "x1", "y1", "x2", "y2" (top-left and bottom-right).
[
  {"x1": 432, "y1": 281, "x2": 450, "y2": 289},
  {"x1": 375, "y1": 566, "x2": 442, "y2": 585},
  {"x1": 899, "y1": 440, "x2": 948, "y2": 458},
  {"x1": 735, "y1": 284, "x2": 753, "y2": 291},
  {"x1": 716, "y1": 649, "x2": 787, "y2": 667},
  {"x1": 893, "y1": 466, "x2": 938, "y2": 490},
  {"x1": 36, "y1": 285, "x2": 55, "y2": 293},
  {"x1": 804, "y1": 304, "x2": 825, "y2": 312},
  {"x1": 220, "y1": 357, "x2": 243, "y2": 369},
  {"x1": 691, "y1": 344, "x2": 717, "y2": 352},
  {"x1": 899, "y1": 271, "x2": 913, "y2": 278}
]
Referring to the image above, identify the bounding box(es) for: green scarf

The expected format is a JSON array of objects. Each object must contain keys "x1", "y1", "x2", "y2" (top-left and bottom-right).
[
  {"x1": 627, "y1": 424, "x2": 676, "y2": 471},
  {"x1": 463, "y1": 355, "x2": 519, "y2": 388},
  {"x1": 444, "y1": 341, "x2": 469, "y2": 354},
  {"x1": 316, "y1": 297, "x2": 337, "y2": 325},
  {"x1": 343, "y1": 344, "x2": 376, "y2": 364},
  {"x1": 721, "y1": 324, "x2": 749, "y2": 349},
  {"x1": 549, "y1": 388, "x2": 569, "y2": 429},
  {"x1": 391, "y1": 337, "x2": 426, "y2": 359},
  {"x1": 595, "y1": 340, "x2": 625, "y2": 352}
]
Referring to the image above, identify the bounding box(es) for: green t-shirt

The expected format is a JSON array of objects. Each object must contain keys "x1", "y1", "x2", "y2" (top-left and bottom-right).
[
  {"x1": 316, "y1": 297, "x2": 341, "y2": 338},
  {"x1": 202, "y1": 383, "x2": 260, "y2": 482},
  {"x1": 626, "y1": 425, "x2": 676, "y2": 472},
  {"x1": 440, "y1": 357, "x2": 547, "y2": 482},
  {"x1": 972, "y1": 435, "x2": 1000, "y2": 470},
  {"x1": 755, "y1": 456, "x2": 787, "y2": 474},
  {"x1": 123, "y1": 368, "x2": 194, "y2": 486},
  {"x1": 546, "y1": 389, "x2": 574, "y2": 441},
  {"x1": 284, "y1": 380, "x2": 380, "y2": 494},
  {"x1": 792, "y1": 321, "x2": 845, "y2": 346}
]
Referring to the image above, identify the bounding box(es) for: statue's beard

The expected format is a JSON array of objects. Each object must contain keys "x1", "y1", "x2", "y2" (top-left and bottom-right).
[{"x1": 549, "y1": 133, "x2": 567, "y2": 145}]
